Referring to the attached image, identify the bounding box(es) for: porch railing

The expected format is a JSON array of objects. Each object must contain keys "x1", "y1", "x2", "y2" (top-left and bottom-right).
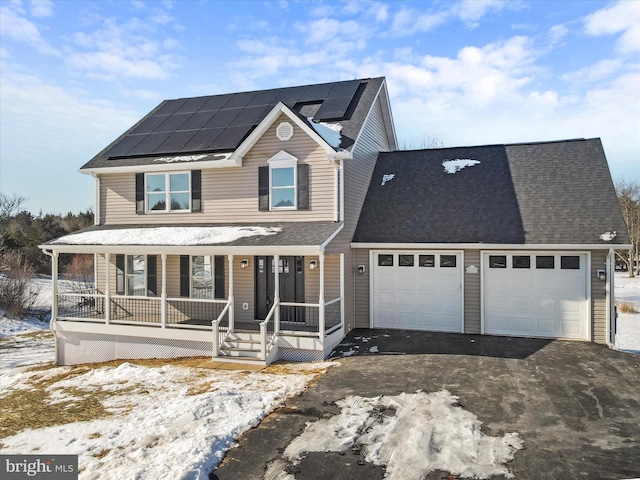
[
  {"x1": 278, "y1": 297, "x2": 342, "y2": 336},
  {"x1": 259, "y1": 303, "x2": 278, "y2": 361},
  {"x1": 212, "y1": 300, "x2": 232, "y2": 358},
  {"x1": 57, "y1": 289, "x2": 106, "y2": 321}
]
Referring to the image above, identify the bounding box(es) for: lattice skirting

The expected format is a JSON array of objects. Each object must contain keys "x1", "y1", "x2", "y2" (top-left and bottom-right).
[
  {"x1": 57, "y1": 331, "x2": 212, "y2": 365},
  {"x1": 276, "y1": 347, "x2": 325, "y2": 363}
]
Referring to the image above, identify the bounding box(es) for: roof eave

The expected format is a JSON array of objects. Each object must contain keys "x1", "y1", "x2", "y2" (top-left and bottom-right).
[
  {"x1": 79, "y1": 155, "x2": 240, "y2": 175},
  {"x1": 350, "y1": 242, "x2": 634, "y2": 250}
]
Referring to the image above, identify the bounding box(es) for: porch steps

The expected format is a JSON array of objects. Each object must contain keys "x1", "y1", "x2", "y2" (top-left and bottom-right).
[{"x1": 216, "y1": 330, "x2": 265, "y2": 364}]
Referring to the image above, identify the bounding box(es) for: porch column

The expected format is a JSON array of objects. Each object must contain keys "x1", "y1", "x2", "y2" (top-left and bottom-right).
[
  {"x1": 319, "y1": 253, "x2": 325, "y2": 339},
  {"x1": 161, "y1": 253, "x2": 167, "y2": 328},
  {"x1": 274, "y1": 254, "x2": 280, "y2": 331},
  {"x1": 51, "y1": 251, "x2": 59, "y2": 320},
  {"x1": 104, "y1": 253, "x2": 111, "y2": 325},
  {"x1": 340, "y1": 253, "x2": 345, "y2": 330},
  {"x1": 228, "y1": 254, "x2": 234, "y2": 331}
]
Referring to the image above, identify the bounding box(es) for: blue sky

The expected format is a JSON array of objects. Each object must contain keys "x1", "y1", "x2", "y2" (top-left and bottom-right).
[{"x1": 1, "y1": 0, "x2": 638, "y2": 214}]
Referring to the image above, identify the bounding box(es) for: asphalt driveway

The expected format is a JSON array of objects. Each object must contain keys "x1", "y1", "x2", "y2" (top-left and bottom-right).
[{"x1": 212, "y1": 330, "x2": 640, "y2": 480}]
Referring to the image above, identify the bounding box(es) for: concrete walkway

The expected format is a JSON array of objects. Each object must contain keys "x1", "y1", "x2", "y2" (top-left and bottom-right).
[{"x1": 212, "y1": 330, "x2": 640, "y2": 480}]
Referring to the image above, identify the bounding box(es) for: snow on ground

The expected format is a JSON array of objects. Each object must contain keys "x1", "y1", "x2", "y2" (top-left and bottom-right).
[
  {"x1": 614, "y1": 272, "x2": 640, "y2": 353},
  {"x1": 281, "y1": 391, "x2": 522, "y2": 480}
]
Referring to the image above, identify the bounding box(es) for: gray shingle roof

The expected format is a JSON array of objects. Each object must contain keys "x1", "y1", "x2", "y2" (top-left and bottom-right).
[
  {"x1": 352, "y1": 138, "x2": 630, "y2": 246},
  {"x1": 81, "y1": 78, "x2": 384, "y2": 170}
]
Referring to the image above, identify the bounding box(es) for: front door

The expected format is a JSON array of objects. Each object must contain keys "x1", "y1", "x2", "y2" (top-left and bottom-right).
[{"x1": 255, "y1": 256, "x2": 305, "y2": 321}]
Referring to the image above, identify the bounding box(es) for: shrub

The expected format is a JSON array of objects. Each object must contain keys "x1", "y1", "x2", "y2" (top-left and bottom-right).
[
  {"x1": 618, "y1": 302, "x2": 637, "y2": 314},
  {"x1": 0, "y1": 250, "x2": 38, "y2": 318}
]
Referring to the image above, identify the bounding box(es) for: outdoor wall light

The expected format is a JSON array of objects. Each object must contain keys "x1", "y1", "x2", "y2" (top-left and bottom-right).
[
  {"x1": 597, "y1": 269, "x2": 606, "y2": 281},
  {"x1": 309, "y1": 260, "x2": 318, "y2": 270},
  {"x1": 240, "y1": 259, "x2": 249, "y2": 269},
  {"x1": 357, "y1": 265, "x2": 366, "y2": 274}
]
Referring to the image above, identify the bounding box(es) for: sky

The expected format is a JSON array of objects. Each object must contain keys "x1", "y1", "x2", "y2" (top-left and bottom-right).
[{"x1": 0, "y1": 0, "x2": 639, "y2": 215}]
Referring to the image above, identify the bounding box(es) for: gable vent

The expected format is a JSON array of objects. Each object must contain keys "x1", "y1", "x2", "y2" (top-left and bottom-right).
[{"x1": 276, "y1": 122, "x2": 294, "y2": 141}]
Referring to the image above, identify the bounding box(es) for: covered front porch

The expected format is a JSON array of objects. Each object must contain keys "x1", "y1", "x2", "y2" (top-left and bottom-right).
[{"x1": 40, "y1": 223, "x2": 346, "y2": 365}]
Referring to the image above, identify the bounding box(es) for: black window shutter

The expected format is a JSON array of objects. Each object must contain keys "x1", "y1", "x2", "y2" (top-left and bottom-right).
[
  {"x1": 180, "y1": 255, "x2": 190, "y2": 297},
  {"x1": 115, "y1": 255, "x2": 125, "y2": 295},
  {"x1": 191, "y1": 170, "x2": 202, "y2": 212},
  {"x1": 297, "y1": 164, "x2": 309, "y2": 210},
  {"x1": 147, "y1": 255, "x2": 157, "y2": 296},
  {"x1": 214, "y1": 256, "x2": 225, "y2": 299},
  {"x1": 135, "y1": 173, "x2": 145, "y2": 214},
  {"x1": 258, "y1": 166, "x2": 269, "y2": 211}
]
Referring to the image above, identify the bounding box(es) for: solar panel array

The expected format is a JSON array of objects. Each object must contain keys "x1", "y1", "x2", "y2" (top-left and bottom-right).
[{"x1": 104, "y1": 79, "x2": 361, "y2": 158}]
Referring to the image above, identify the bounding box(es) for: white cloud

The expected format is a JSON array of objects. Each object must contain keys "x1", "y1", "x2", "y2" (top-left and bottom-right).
[
  {"x1": 391, "y1": 7, "x2": 448, "y2": 35},
  {"x1": 0, "y1": 3, "x2": 60, "y2": 55},
  {"x1": 547, "y1": 23, "x2": 569, "y2": 47},
  {"x1": 452, "y1": 0, "x2": 510, "y2": 27},
  {"x1": 30, "y1": 0, "x2": 54, "y2": 18},
  {"x1": 301, "y1": 17, "x2": 369, "y2": 51},
  {"x1": 584, "y1": 0, "x2": 640, "y2": 54}
]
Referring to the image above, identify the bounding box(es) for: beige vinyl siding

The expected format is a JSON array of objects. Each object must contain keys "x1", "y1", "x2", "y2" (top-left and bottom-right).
[
  {"x1": 464, "y1": 250, "x2": 481, "y2": 334},
  {"x1": 353, "y1": 249, "x2": 371, "y2": 329},
  {"x1": 100, "y1": 113, "x2": 336, "y2": 225},
  {"x1": 591, "y1": 250, "x2": 607, "y2": 344}
]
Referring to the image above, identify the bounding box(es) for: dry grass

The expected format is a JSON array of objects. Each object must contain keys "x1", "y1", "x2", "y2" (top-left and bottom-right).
[{"x1": 617, "y1": 302, "x2": 638, "y2": 314}]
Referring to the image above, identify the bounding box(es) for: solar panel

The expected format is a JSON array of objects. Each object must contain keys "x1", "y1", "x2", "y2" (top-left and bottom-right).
[
  {"x1": 297, "y1": 83, "x2": 333, "y2": 102},
  {"x1": 129, "y1": 115, "x2": 169, "y2": 135},
  {"x1": 250, "y1": 88, "x2": 282, "y2": 106},
  {"x1": 314, "y1": 96, "x2": 354, "y2": 121},
  {"x1": 204, "y1": 109, "x2": 242, "y2": 129},
  {"x1": 274, "y1": 86, "x2": 306, "y2": 106},
  {"x1": 126, "y1": 133, "x2": 172, "y2": 156},
  {"x1": 177, "y1": 111, "x2": 217, "y2": 131},
  {"x1": 154, "y1": 99, "x2": 187, "y2": 116},
  {"x1": 174, "y1": 96, "x2": 211, "y2": 114},
  {"x1": 180, "y1": 128, "x2": 224, "y2": 152},
  {"x1": 326, "y1": 80, "x2": 360, "y2": 99},
  {"x1": 209, "y1": 125, "x2": 253, "y2": 150},
  {"x1": 154, "y1": 113, "x2": 191, "y2": 133},
  {"x1": 231, "y1": 105, "x2": 269, "y2": 126},
  {"x1": 198, "y1": 94, "x2": 233, "y2": 112},
  {"x1": 104, "y1": 135, "x2": 146, "y2": 157},
  {"x1": 153, "y1": 131, "x2": 197, "y2": 154},
  {"x1": 223, "y1": 91, "x2": 257, "y2": 109}
]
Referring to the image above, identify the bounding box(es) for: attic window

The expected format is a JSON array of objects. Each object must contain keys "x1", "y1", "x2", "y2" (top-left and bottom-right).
[{"x1": 276, "y1": 122, "x2": 294, "y2": 141}]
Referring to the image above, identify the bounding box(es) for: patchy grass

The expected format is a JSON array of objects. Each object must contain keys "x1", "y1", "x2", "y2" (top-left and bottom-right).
[{"x1": 617, "y1": 302, "x2": 638, "y2": 314}]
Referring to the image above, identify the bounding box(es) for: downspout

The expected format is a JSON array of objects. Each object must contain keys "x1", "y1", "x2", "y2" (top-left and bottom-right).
[
  {"x1": 606, "y1": 248, "x2": 615, "y2": 347},
  {"x1": 92, "y1": 173, "x2": 100, "y2": 226},
  {"x1": 329, "y1": 158, "x2": 340, "y2": 222},
  {"x1": 42, "y1": 249, "x2": 59, "y2": 364}
]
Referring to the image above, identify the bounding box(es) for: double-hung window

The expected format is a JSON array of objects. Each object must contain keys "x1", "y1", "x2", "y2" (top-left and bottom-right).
[
  {"x1": 146, "y1": 172, "x2": 190, "y2": 212},
  {"x1": 191, "y1": 256, "x2": 214, "y2": 299},
  {"x1": 126, "y1": 255, "x2": 146, "y2": 296},
  {"x1": 268, "y1": 152, "x2": 298, "y2": 210}
]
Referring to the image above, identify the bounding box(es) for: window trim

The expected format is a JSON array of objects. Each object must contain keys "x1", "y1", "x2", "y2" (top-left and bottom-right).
[
  {"x1": 145, "y1": 171, "x2": 192, "y2": 213},
  {"x1": 268, "y1": 151, "x2": 298, "y2": 211}
]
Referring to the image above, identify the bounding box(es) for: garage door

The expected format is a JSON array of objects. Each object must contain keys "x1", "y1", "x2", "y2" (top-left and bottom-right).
[
  {"x1": 483, "y1": 253, "x2": 588, "y2": 340},
  {"x1": 372, "y1": 252, "x2": 462, "y2": 332}
]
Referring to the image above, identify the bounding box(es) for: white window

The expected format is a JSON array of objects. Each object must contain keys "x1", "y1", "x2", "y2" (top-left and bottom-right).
[
  {"x1": 146, "y1": 172, "x2": 190, "y2": 212},
  {"x1": 126, "y1": 255, "x2": 146, "y2": 296},
  {"x1": 191, "y1": 256, "x2": 214, "y2": 299},
  {"x1": 268, "y1": 151, "x2": 298, "y2": 210}
]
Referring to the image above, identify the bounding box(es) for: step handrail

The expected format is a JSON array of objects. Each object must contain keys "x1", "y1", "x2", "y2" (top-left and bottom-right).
[
  {"x1": 211, "y1": 300, "x2": 232, "y2": 358},
  {"x1": 259, "y1": 302, "x2": 278, "y2": 361}
]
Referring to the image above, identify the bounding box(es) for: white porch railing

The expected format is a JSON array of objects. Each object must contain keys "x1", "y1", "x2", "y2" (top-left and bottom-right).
[
  {"x1": 259, "y1": 303, "x2": 279, "y2": 360},
  {"x1": 211, "y1": 300, "x2": 232, "y2": 358},
  {"x1": 278, "y1": 298, "x2": 342, "y2": 336}
]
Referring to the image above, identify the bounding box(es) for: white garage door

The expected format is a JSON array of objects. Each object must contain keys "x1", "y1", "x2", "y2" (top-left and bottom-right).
[
  {"x1": 372, "y1": 252, "x2": 462, "y2": 332},
  {"x1": 483, "y1": 253, "x2": 588, "y2": 340}
]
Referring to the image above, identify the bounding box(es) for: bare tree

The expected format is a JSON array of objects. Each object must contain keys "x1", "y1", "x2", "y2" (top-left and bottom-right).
[
  {"x1": 615, "y1": 180, "x2": 640, "y2": 277},
  {"x1": 0, "y1": 193, "x2": 27, "y2": 219}
]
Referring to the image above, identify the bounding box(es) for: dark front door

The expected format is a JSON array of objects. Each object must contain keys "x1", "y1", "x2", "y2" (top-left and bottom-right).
[{"x1": 255, "y1": 256, "x2": 305, "y2": 321}]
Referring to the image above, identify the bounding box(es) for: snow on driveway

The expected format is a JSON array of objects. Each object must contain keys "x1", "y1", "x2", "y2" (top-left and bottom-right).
[
  {"x1": 614, "y1": 272, "x2": 640, "y2": 353},
  {"x1": 279, "y1": 391, "x2": 522, "y2": 480}
]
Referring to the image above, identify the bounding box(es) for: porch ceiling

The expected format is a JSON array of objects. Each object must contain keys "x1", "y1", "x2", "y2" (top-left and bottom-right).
[{"x1": 40, "y1": 222, "x2": 343, "y2": 255}]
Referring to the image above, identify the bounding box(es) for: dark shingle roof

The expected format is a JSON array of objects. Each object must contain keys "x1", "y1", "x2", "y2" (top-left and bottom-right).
[
  {"x1": 353, "y1": 138, "x2": 630, "y2": 246},
  {"x1": 81, "y1": 78, "x2": 384, "y2": 170}
]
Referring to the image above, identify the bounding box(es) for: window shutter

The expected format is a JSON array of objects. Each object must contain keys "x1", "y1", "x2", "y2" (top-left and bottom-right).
[
  {"x1": 297, "y1": 163, "x2": 309, "y2": 210},
  {"x1": 115, "y1": 255, "x2": 125, "y2": 295},
  {"x1": 180, "y1": 255, "x2": 190, "y2": 297},
  {"x1": 258, "y1": 166, "x2": 269, "y2": 211},
  {"x1": 135, "y1": 173, "x2": 145, "y2": 214},
  {"x1": 147, "y1": 255, "x2": 157, "y2": 296},
  {"x1": 191, "y1": 170, "x2": 202, "y2": 212},
  {"x1": 214, "y1": 256, "x2": 225, "y2": 299}
]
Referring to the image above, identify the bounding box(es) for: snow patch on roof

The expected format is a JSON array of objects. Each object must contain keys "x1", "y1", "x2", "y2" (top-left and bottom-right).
[
  {"x1": 307, "y1": 117, "x2": 342, "y2": 149},
  {"x1": 381, "y1": 174, "x2": 395, "y2": 186},
  {"x1": 600, "y1": 231, "x2": 617, "y2": 241},
  {"x1": 50, "y1": 226, "x2": 281, "y2": 246},
  {"x1": 442, "y1": 158, "x2": 481, "y2": 174},
  {"x1": 152, "y1": 154, "x2": 210, "y2": 163}
]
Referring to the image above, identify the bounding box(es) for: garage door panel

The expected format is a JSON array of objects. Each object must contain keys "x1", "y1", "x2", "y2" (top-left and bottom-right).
[
  {"x1": 484, "y1": 253, "x2": 587, "y2": 340},
  {"x1": 373, "y1": 252, "x2": 462, "y2": 332}
]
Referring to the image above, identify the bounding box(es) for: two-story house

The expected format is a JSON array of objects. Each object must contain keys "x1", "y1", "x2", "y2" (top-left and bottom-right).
[
  {"x1": 42, "y1": 77, "x2": 397, "y2": 365},
  {"x1": 41, "y1": 76, "x2": 630, "y2": 366}
]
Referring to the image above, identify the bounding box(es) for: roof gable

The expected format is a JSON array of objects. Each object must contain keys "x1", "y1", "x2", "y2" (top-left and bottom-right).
[{"x1": 353, "y1": 139, "x2": 630, "y2": 246}]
